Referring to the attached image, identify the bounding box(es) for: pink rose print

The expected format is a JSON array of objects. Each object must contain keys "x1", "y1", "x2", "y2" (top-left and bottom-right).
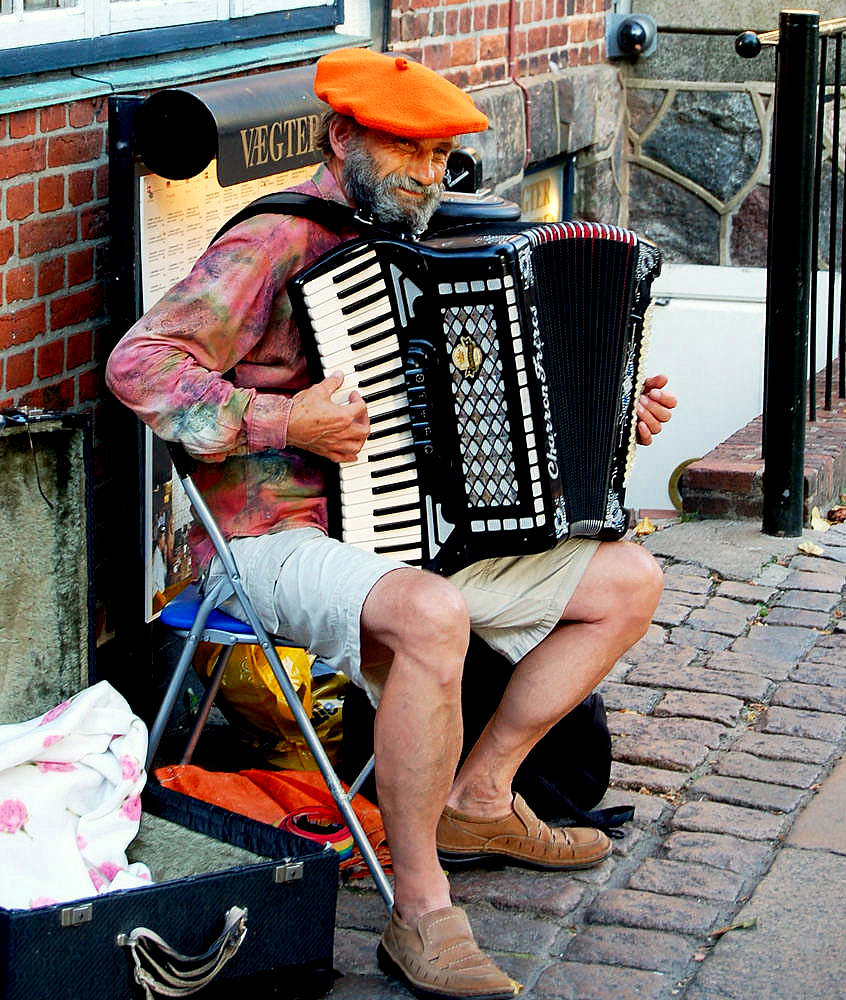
[
  {"x1": 29, "y1": 897, "x2": 59, "y2": 909},
  {"x1": 77, "y1": 834, "x2": 88, "y2": 850},
  {"x1": 88, "y1": 869, "x2": 105, "y2": 891},
  {"x1": 100, "y1": 861, "x2": 122, "y2": 881},
  {"x1": 39, "y1": 700, "x2": 71, "y2": 725},
  {"x1": 35, "y1": 761, "x2": 77, "y2": 773},
  {"x1": 120, "y1": 795, "x2": 142, "y2": 823},
  {"x1": 0, "y1": 799, "x2": 28, "y2": 834},
  {"x1": 41, "y1": 734, "x2": 63, "y2": 749},
  {"x1": 120, "y1": 755, "x2": 140, "y2": 782}
]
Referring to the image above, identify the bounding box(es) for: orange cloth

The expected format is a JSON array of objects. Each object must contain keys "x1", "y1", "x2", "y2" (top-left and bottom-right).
[
  {"x1": 314, "y1": 47, "x2": 488, "y2": 138},
  {"x1": 154, "y1": 765, "x2": 392, "y2": 878},
  {"x1": 155, "y1": 764, "x2": 286, "y2": 827}
]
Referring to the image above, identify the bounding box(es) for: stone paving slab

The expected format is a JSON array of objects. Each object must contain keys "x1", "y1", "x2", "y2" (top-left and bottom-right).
[{"x1": 682, "y1": 849, "x2": 846, "y2": 1000}]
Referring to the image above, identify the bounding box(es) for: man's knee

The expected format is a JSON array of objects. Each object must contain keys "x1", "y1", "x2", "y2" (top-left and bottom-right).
[
  {"x1": 615, "y1": 542, "x2": 664, "y2": 628},
  {"x1": 365, "y1": 569, "x2": 469, "y2": 682}
]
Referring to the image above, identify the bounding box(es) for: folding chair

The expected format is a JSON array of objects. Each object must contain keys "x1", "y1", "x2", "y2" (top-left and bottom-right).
[{"x1": 146, "y1": 442, "x2": 394, "y2": 912}]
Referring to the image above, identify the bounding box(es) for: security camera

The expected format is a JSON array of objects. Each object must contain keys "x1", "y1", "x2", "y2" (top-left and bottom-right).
[{"x1": 606, "y1": 13, "x2": 658, "y2": 59}]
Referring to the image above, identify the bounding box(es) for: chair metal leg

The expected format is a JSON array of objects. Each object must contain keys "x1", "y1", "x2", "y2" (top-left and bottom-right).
[
  {"x1": 146, "y1": 577, "x2": 232, "y2": 771},
  {"x1": 346, "y1": 754, "x2": 375, "y2": 802},
  {"x1": 181, "y1": 644, "x2": 235, "y2": 765}
]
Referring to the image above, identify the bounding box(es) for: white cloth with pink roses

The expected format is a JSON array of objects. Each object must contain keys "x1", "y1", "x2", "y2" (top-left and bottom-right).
[{"x1": 0, "y1": 680, "x2": 153, "y2": 909}]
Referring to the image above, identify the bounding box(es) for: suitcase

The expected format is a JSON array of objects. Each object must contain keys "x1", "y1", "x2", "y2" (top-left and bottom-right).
[{"x1": 0, "y1": 808, "x2": 338, "y2": 1000}]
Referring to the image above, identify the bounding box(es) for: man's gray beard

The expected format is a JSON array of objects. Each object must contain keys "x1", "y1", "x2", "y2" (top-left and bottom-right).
[{"x1": 343, "y1": 138, "x2": 443, "y2": 233}]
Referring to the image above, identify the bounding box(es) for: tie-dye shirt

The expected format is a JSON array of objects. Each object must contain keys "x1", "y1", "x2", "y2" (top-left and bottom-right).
[{"x1": 106, "y1": 164, "x2": 363, "y2": 570}]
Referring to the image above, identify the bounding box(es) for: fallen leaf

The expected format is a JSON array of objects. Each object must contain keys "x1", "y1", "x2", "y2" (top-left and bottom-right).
[
  {"x1": 827, "y1": 505, "x2": 846, "y2": 523},
  {"x1": 710, "y1": 917, "x2": 758, "y2": 938},
  {"x1": 810, "y1": 507, "x2": 830, "y2": 532},
  {"x1": 798, "y1": 541, "x2": 824, "y2": 556},
  {"x1": 634, "y1": 516, "x2": 655, "y2": 536}
]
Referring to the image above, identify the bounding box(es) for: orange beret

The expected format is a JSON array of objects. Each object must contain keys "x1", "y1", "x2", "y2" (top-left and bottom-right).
[{"x1": 314, "y1": 48, "x2": 488, "y2": 139}]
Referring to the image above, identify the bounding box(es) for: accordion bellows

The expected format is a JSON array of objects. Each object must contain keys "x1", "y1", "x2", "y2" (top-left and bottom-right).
[{"x1": 289, "y1": 221, "x2": 662, "y2": 575}]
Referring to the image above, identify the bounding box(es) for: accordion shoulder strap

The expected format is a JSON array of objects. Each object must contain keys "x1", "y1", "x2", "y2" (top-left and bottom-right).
[{"x1": 208, "y1": 192, "x2": 357, "y2": 248}]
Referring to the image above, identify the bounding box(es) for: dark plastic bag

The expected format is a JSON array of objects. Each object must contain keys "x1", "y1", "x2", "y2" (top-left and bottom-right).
[{"x1": 339, "y1": 634, "x2": 633, "y2": 835}]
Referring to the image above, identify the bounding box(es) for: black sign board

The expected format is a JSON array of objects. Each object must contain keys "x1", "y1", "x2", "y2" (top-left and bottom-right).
[{"x1": 131, "y1": 64, "x2": 326, "y2": 187}]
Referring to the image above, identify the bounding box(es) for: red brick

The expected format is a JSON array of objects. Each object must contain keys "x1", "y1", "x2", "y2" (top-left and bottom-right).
[
  {"x1": 451, "y1": 37, "x2": 477, "y2": 66},
  {"x1": 68, "y1": 101, "x2": 96, "y2": 128},
  {"x1": 550, "y1": 21, "x2": 568, "y2": 45},
  {"x1": 570, "y1": 16, "x2": 587, "y2": 42},
  {"x1": 0, "y1": 117, "x2": 5, "y2": 140},
  {"x1": 47, "y1": 129, "x2": 103, "y2": 168},
  {"x1": 81, "y1": 204, "x2": 107, "y2": 240},
  {"x1": 18, "y1": 386, "x2": 44, "y2": 409},
  {"x1": 42, "y1": 376, "x2": 76, "y2": 410},
  {"x1": 38, "y1": 338, "x2": 65, "y2": 379},
  {"x1": 6, "y1": 181, "x2": 34, "y2": 220},
  {"x1": 0, "y1": 139, "x2": 47, "y2": 180},
  {"x1": 67, "y1": 329, "x2": 93, "y2": 369},
  {"x1": 5, "y1": 349, "x2": 35, "y2": 389},
  {"x1": 38, "y1": 174, "x2": 65, "y2": 213},
  {"x1": 528, "y1": 24, "x2": 548, "y2": 50},
  {"x1": 67, "y1": 248, "x2": 94, "y2": 287},
  {"x1": 38, "y1": 257, "x2": 66, "y2": 296},
  {"x1": 40, "y1": 105, "x2": 67, "y2": 132},
  {"x1": 682, "y1": 457, "x2": 763, "y2": 493},
  {"x1": 6, "y1": 264, "x2": 35, "y2": 303},
  {"x1": 50, "y1": 285, "x2": 104, "y2": 330},
  {"x1": 78, "y1": 368, "x2": 102, "y2": 402},
  {"x1": 0, "y1": 227, "x2": 11, "y2": 265},
  {"x1": 68, "y1": 168, "x2": 95, "y2": 206},
  {"x1": 0, "y1": 303, "x2": 45, "y2": 350},
  {"x1": 424, "y1": 42, "x2": 451, "y2": 70},
  {"x1": 9, "y1": 109, "x2": 36, "y2": 139},
  {"x1": 93, "y1": 97, "x2": 109, "y2": 123},
  {"x1": 18, "y1": 213, "x2": 78, "y2": 257},
  {"x1": 480, "y1": 33, "x2": 507, "y2": 60},
  {"x1": 95, "y1": 164, "x2": 109, "y2": 200}
]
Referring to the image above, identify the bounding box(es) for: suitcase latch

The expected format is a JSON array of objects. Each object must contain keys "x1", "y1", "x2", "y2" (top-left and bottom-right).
[
  {"x1": 274, "y1": 861, "x2": 304, "y2": 883},
  {"x1": 60, "y1": 903, "x2": 93, "y2": 927}
]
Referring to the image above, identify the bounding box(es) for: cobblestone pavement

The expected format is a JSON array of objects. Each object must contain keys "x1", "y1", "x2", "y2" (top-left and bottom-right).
[{"x1": 328, "y1": 519, "x2": 846, "y2": 1000}]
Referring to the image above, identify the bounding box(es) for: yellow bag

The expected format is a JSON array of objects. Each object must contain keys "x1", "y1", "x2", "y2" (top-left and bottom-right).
[
  {"x1": 194, "y1": 642, "x2": 314, "y2": 727},
  {"x1": 193, "y1": 644, "x2": 348, "y2": 769}
]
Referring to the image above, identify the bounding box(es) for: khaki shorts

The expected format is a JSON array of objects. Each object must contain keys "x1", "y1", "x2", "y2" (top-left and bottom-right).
[{"x1": 208, "y1": 528, "x2": 598, "y2": 704}]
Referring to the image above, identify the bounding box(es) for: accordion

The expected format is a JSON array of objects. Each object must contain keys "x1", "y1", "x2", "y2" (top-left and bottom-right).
[{"x1": 288, "y1": 221, "x2": 662, "y2": 576}]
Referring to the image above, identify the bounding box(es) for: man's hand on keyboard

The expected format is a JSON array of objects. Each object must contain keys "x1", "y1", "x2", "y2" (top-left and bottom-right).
[{"x1": 287, "y1": 372, "x2": 370, "y2": 462}]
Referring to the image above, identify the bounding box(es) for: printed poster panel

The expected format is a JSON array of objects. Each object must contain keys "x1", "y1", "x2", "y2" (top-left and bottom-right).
[{"x1": 139, "y1": 161, "x2": 317, "y2": 620}]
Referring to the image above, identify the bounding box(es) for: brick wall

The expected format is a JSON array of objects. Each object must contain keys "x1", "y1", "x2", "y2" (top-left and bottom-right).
[
  {"x1": 0, "y1": 99, "x2": 109, "y2": 415},
  {"x1": 391, "y1": 0, "x2": 608, "y2": 84}
]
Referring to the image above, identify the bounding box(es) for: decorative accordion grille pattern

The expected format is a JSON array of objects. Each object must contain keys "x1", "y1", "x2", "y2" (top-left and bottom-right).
[{"x1": 442, "y1": 303, "x2": 520, "y2": 508}]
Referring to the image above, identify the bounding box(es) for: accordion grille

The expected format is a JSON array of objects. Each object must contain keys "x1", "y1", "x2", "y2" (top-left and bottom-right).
[{"x1": 443, "y1": 302, "x2": 520, "y2": 508}]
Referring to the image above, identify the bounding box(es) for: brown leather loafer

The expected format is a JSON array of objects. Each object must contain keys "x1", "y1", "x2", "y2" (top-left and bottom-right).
[
  {"x1": 436, "y1": 793, "x2": 612, "y2": 871},
  {"x1": 377, "y1": 906, "x2": 521, "y2": 1000}
]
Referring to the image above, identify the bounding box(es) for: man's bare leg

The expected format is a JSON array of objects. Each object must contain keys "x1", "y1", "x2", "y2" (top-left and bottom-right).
[
  {"x1": 360, "y1": 567, "x2": 469, "y2": 926},
  {"x1": 447, "y1": 540, "x2": 663, "y2": 817}
]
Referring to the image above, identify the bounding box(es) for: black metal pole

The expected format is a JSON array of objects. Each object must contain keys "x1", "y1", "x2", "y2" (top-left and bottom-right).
[{"x1": 762, "y1": 10, "x2": 820, "y2": 536}]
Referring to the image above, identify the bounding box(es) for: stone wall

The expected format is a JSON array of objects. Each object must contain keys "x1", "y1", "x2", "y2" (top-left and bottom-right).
[{"x1": 619, "y1": 10, "x2": 845, "y2": 267}]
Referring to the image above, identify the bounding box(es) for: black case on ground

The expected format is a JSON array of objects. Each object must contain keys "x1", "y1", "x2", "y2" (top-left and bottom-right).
[{"x1": 0, "y1": 785, "x2": 339, "y2": 1000}]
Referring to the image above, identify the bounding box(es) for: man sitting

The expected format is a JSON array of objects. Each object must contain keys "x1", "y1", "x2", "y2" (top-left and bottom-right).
[{"x1": 107, "y1": 47, "x2": 675, "y2": 1000}]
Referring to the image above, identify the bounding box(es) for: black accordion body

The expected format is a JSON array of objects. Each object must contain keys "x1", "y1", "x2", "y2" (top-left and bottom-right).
[{"x1": 288, "y1": 221, "x2": 662, "y2": 576}]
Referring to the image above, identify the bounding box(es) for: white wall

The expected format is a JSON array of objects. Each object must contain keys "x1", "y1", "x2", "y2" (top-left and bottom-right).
[{"x1": 625, "y1": 264, "x2": 840, "y2": 511}]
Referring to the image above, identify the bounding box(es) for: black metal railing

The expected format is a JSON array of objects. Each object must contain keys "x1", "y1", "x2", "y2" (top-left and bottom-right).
[{"x1": 737, "y1": 12, "x2": 846, "y2": 536}]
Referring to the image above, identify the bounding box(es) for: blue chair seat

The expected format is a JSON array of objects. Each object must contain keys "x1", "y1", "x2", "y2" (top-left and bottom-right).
[{"x1": 159, "y1": 583, "x2": 256, "y2": 635}]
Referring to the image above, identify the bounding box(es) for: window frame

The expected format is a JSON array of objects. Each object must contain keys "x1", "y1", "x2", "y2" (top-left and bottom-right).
[{"x1": 0, "y1": 0, "x2": 341, "y2": 79}]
